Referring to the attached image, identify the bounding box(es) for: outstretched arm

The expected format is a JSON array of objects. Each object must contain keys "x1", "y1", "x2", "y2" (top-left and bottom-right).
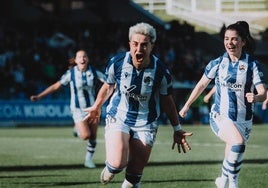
[{"x1": 30, "y1": 81, "x2": 62, "y2": 101}]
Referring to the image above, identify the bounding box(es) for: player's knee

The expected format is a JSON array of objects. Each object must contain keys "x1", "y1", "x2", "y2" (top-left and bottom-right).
[
  {"x1": 231, "y1": 134, "x2": 244, "y2": 145},
  {"x1": 79, "y1": 132, "x2": 90, "y2": 140}
]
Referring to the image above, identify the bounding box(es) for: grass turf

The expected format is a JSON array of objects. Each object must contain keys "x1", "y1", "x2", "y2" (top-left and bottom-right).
[{"x1": 0, "y1": 125, "x2": 267, "y2": 188}]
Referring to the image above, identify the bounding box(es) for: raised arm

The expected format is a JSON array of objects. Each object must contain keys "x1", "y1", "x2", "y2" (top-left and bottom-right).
[
  {"x1": 30, "y1": 81, "x2": 62, "y2": 101},
  {"x1": 245, "y1": 83, "x2": 267, "y2": 103}
]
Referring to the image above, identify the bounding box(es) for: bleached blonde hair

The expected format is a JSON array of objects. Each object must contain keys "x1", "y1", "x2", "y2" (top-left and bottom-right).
[{"x1": 129, "y1": 22, "x2": 156, "y2": 43}]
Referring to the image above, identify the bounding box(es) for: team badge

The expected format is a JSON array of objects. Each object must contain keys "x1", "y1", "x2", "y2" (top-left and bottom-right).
[
  {"x1": 239, "y1": 64, "x2": 245, "y2": 71},
  {"x1": 144, "y1": 76, "x2": 151, "y2": 84},
  {"x1": 124, "y1": 72, "x2": 129, "y2": 78}
]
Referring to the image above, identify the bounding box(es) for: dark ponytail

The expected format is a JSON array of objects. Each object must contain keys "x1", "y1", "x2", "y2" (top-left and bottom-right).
[{"x1": 236, "y1": 21, "x2": 256, "y2": 55}]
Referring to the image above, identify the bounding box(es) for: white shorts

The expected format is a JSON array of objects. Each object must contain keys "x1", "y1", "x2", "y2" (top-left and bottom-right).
[
  {"x1": 71, "y1": 108, "x2": 87, "y2": 123},
  {"x1": 104, "y1": 115, "x2": 158, "y2": 147},
  {"x1": 210, "y1": 111, "x2": 252, "y2": 141}
]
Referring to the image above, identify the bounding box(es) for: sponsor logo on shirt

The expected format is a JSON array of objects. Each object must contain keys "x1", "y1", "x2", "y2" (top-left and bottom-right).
[{"x1": 122, "y1": 85, "x2": 147, "y2": 101}]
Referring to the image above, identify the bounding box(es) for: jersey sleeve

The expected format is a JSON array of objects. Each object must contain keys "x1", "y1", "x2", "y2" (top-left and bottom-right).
[
  {"x1": 160, "y1": 66, "x2": 173, "y2": 96},
  {"x1": 96, "y1": 70, "x2": 105, "y2": 82},
  {"x1": 252, "y1": 60, "x2": 266, "y2": 86},
  {"x1": 204, "y1": 57, "x2": 221, "y2": 79},
  {"x1": 59, "y1": 69, "x2": 71, "y2": 86},
  {"x1": 105, "y1": 61, "x2": 116, "y2": 85}
]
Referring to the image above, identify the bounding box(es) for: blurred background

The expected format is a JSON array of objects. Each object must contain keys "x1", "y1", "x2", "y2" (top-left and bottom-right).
[{"x1": 1, "y1": 0, "x2": 268, "y2": 126}]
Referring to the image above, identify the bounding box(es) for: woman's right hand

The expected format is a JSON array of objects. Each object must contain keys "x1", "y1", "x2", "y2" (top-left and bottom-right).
[
  {"x1": 30, "y1": 95, "x2": 39, "y2": 102},
  {"x1": 179, "y1": 106, "x2": 189, "y2": 118},
  {"x1": 83, "y1": 107, "x2": 101, "y2": 122}
]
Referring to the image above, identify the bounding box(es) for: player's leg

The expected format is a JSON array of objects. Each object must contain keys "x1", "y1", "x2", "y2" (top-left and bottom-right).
[
  {"x1": 100, "y1": 130, "x2": 130, "y2": 184},
  {"x1": 73, "y1": 109, "x2": 90, "y2": 140},
  {"x1": 215, "y1": 145, "x2": 230, "y2": 188},
  {"x1": 84, "y1": 122, "x2": 98, "y2": 168},
  {"x1": 74, "y1": 108, "x2": 99, "y2": 168},
  {"x1": 122, "y1": 138, "x2": 152, "y2": 188},
  {"x1": 73, "y1": 124, "x2": 78, "y2": 137},
  {"x1": 211, "y1": 115, "x2": 245, "y2": 188},
  {"x1": 122, "y1": 126, "x2": 156, "y2": 188},
  {"x1": 75, "y1": 121, "x2": 96, "y2": 168}
]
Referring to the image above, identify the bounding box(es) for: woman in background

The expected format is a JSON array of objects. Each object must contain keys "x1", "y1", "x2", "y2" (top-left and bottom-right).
[{"x1": 30, "y1": 50, "x2": 104, "y2": 168}]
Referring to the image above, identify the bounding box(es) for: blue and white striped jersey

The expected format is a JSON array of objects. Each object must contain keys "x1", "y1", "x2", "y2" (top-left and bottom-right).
[
  {"x1": 105, "y1": 52, "x2": 172, "y2": 127},
  {"x1": 205, "y1": 52, "x2": 265, "y2": 121},
  {"x1": 59, "y1": 65, "x2": 104, "y2": 111}
]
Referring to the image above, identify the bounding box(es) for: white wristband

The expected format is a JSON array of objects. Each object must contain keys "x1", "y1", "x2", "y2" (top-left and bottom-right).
[{"x1": 172, "y1": 124, "x2": 182, "y2": 131}]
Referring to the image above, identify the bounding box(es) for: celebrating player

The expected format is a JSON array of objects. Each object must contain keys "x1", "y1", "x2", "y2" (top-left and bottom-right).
[
  {"x1": 83, "y1": 22, "x2": 192, "y2": 187},
  {"x1": 30, "y1": 50, "x2": 104, "y2": 168},
  {"x1": 179, "y1": 21, "x2": 267, "y2": 188}
]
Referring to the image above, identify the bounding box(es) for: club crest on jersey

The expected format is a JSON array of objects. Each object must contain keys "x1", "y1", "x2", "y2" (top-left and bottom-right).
[
  {"x1": 239, "y1": 64, "x2": 245, "y2": 71},
  {"x1": 124, "y1": 72, "x2": 129, "y2": 78},
  {"x1": 144, "y1": 76, "x2": 151, "y2": 84}
]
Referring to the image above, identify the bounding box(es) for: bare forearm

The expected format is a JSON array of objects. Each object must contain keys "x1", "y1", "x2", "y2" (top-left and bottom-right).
[
  {"x1": 36, "y1": 82, "x2": 61, "y2": 99},
  {"x1": 161, "y1": 95, "x2": 179, "y2": 126},
  {"x1": 94, "y1": 83, "x2": 114, "y2": 109},
  {"x1": 185, "y1": 82, "x2": 207, "y2": 108}
]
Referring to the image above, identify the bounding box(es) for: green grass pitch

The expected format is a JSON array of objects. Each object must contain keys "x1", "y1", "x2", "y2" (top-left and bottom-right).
[{"x1": 0, "y1": 125, "x2": 267, "y2": 188}]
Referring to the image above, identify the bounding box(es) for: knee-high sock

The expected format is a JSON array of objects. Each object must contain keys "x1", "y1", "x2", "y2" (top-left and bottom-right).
[
  {"x1": 85, "y1": 140, "x2": 96, "y2": 160},
  {"x1": 221, "y1": 158, "x2": 229, "y2": 182},
  {"x1": 227, "y1": 144, "x2": 245, "y2": 185},
  {"x1": 122, "y1": 172, "x2": 142, "y2": 188},
  {"x1": 106, "y1": 162, "x2": 124, "y2": 174}
]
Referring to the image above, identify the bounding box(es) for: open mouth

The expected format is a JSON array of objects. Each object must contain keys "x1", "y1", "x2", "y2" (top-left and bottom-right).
[
  {"x1": 136, "y1": 53, "x2": 144, "y2": 62},
  {"x1": 227, "y1": 46, "x2": 236, "y2": 51}
]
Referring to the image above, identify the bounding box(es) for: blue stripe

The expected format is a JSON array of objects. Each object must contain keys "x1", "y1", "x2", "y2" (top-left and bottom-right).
[
  {"x1": 107, "y1": 57, "x2": 124, "y2": 117},
  {"x1": 227, "y1": 63, "x2": 238, "y2": 121},
  {"x1": 245, "y1": 61, "x2": 253, "y2": 120},
  {"x1": 227, "y1": 160, "x2": 243, "y2": 168},
  {"x1": 71, "y1": 68, "x2": 79, "y2": 108},
  {"x1": 148, "y1": 62, "x2": 161, "y2": 123},
  {"x1": 231, "y1": 144, "x2": 245, "y2": 153},
  {"x1": 82, "y1": 72, "x2": 90, "y2": 106},
  {"x1": 228, "y1": 168, "x2": 241, "y2": 174},
  {"x1": 124, "y1": 69, "x2": 143, "y2": 127},
  {"x1": 106, "y1": 162, "x2": 123, "y2": 174},
  {"x1": 83, "y1": 89, "x2": 90, "y2": 107}
]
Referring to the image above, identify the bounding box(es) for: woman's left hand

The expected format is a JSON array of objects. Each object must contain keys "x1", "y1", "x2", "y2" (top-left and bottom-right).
[{"x1": 172, "y1": 130, "x2": 193, "y2": 153}]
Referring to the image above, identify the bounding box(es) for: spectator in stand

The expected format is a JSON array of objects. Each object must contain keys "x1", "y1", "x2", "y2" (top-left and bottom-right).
[
  {"x1": 179, "y1": 21, "x2": 267, "y2": 188},
  {"x1": 30, "y1": 50, "x2": 104, "y2": 168}
]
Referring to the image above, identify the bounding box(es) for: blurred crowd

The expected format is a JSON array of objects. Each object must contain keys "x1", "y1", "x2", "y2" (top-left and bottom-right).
[{"x1": 0, "y1": 19, "x2": 223, "y2": 100}]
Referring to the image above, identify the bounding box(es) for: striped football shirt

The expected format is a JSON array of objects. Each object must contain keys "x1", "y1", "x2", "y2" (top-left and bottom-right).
[
  {"x1": 105, "y1": 52, "x2": 172, "y2": 127},
  {"x1": 205, "y1": 52, "x2": 265, "y2": 121}
]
